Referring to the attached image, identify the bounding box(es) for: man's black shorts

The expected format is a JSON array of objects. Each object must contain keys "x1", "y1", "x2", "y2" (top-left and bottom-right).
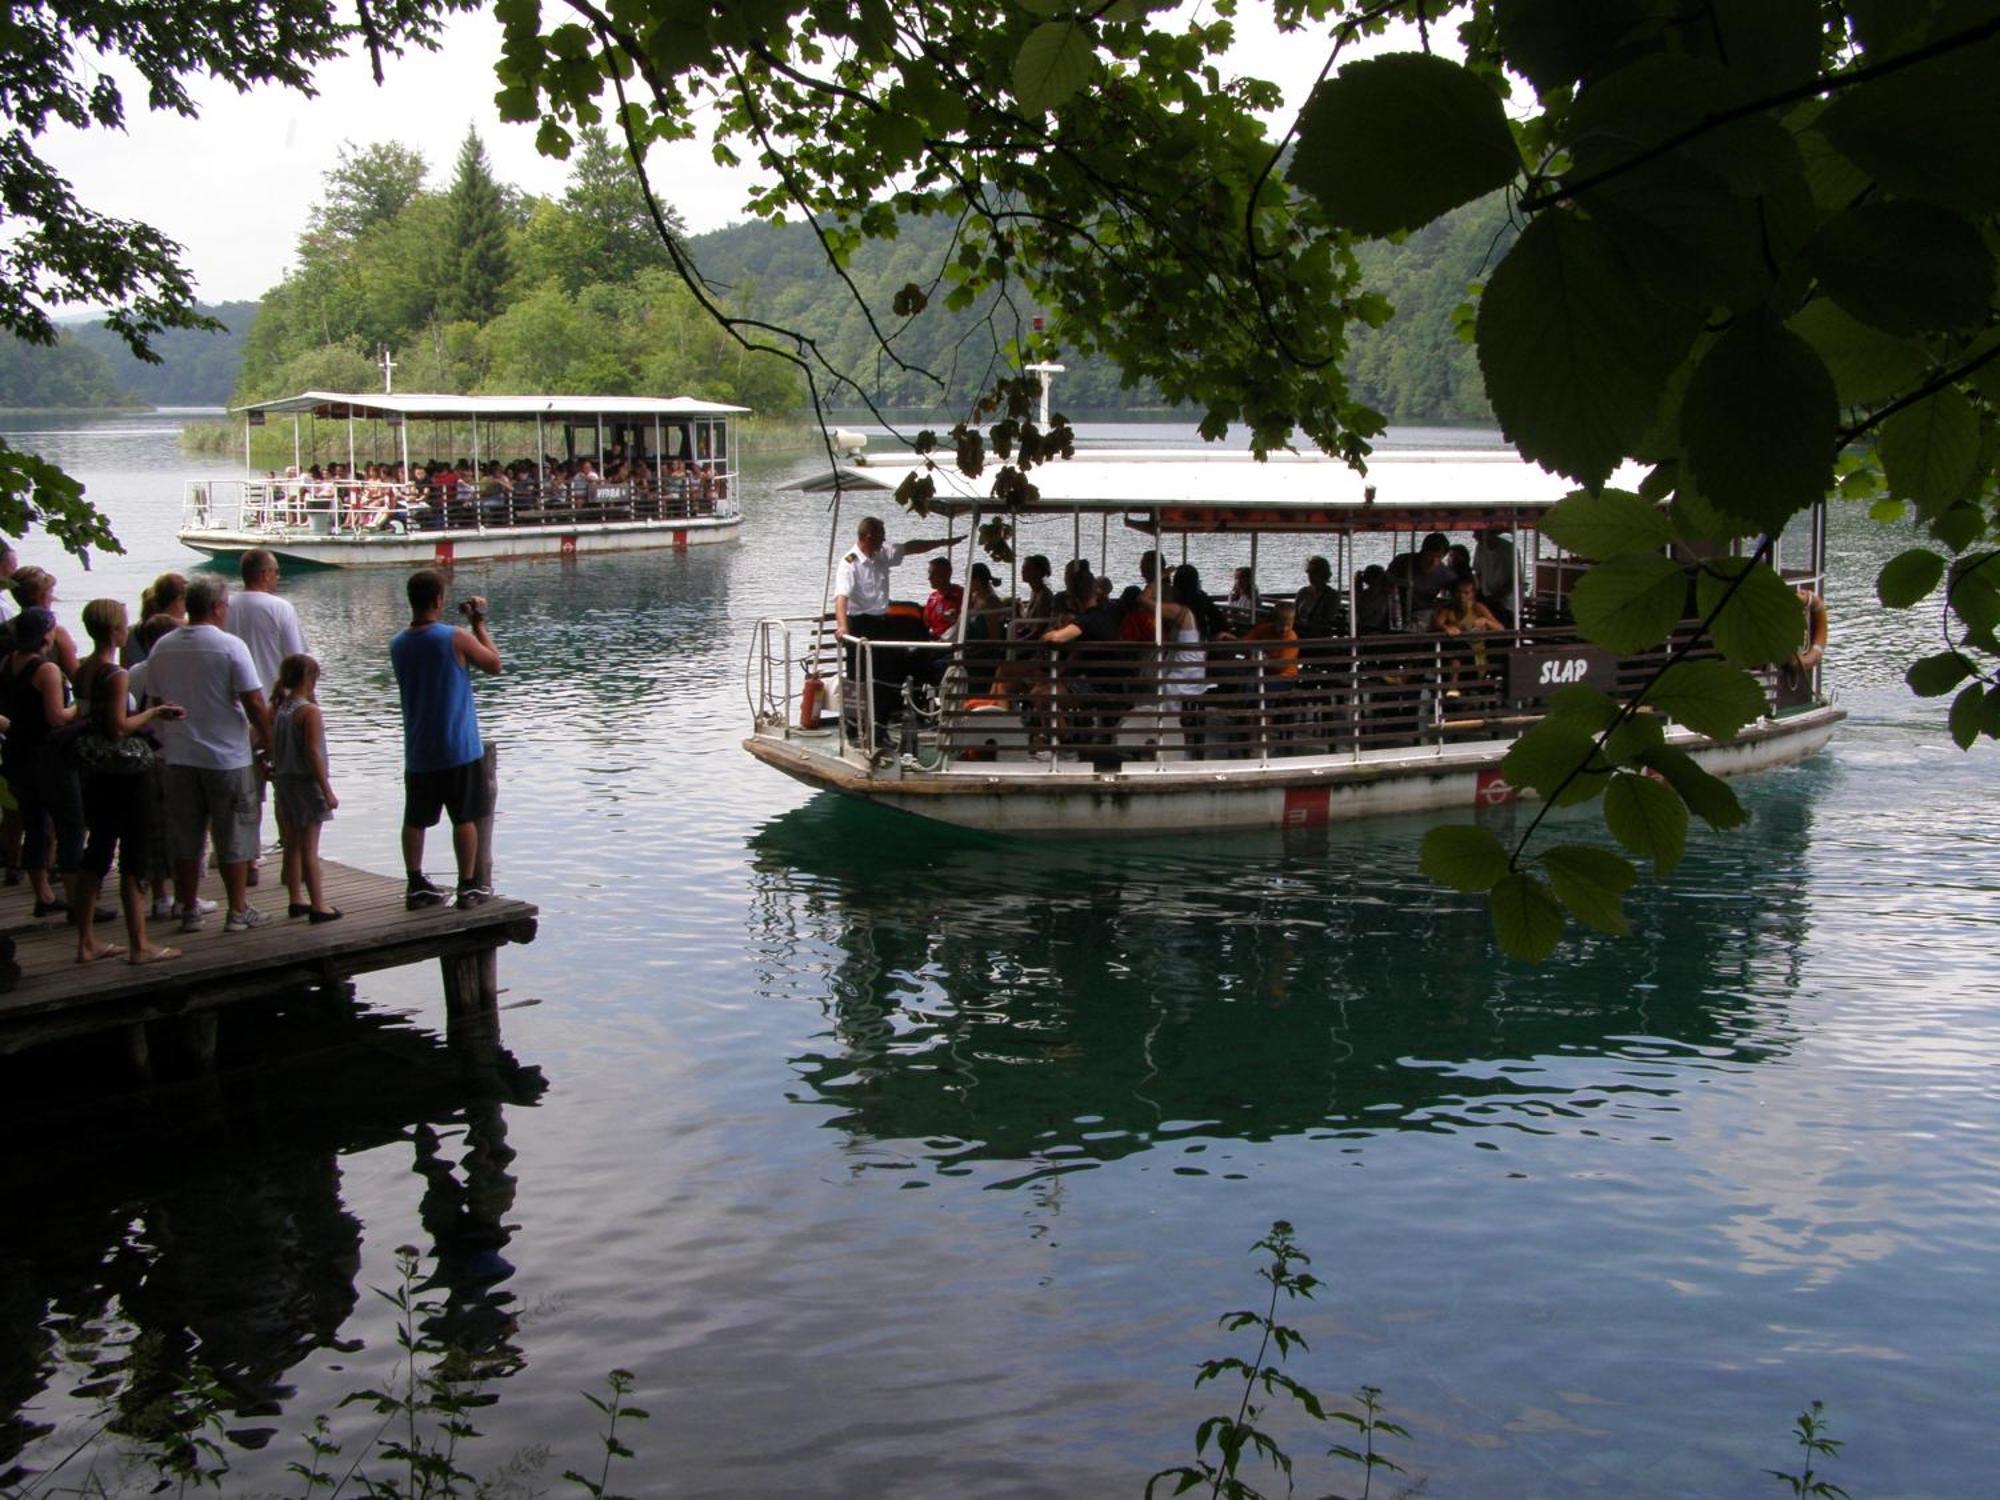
[{"x1": 404, "y1": 757, "x2": 493, "y2": 829}]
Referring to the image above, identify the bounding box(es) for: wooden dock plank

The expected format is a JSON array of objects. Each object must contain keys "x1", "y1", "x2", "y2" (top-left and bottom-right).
[{"x1": 0, "y1": 860, "x2": 538, "y2": 1041}]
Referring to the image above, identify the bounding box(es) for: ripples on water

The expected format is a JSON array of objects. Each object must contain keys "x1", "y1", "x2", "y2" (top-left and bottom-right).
[{"x1": 0, "y1": 418, "x2": 1993, "y2": 1496}]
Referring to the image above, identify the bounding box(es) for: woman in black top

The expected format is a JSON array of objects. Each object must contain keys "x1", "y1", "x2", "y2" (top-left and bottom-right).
[{"x1": 0, "y1": 607, "x2": 76, "y2": 915}]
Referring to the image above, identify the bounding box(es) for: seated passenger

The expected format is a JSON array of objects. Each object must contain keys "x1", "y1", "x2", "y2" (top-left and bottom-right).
[
  {"x1": 1390, "y1": 532, "x2": 1455, "y2": 630},
  {"x1": 1243, "y1": 598, "x2": 1299, "y2": 678},
  {"x1": 1352, "y1": 565, "x2": 1399, "y2": 634},
  {"x1": 1474, "y1": 526, "x2": 1517, "y2": 626},
  {"x1": 1433, "y1": 574, "x2": 1505, "y2": 697},
  {"x1": 963, "y1": 564, "x2": 1008, "y2": 642},
  {"x1": 1293, "y1": 556, "x2": 1342, "y2": 640},
  {"x1": 923, "y1": 556, "x2": 964, "y2": 639},
  {"x1": 1015, "y1": 554, "x2": 1056, "y2": 635}
]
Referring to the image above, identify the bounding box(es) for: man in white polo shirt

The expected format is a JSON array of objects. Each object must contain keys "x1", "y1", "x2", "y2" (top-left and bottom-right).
[
  {"x1": 833, "y1": 514, "x2": 954, "y2": 740},
  {"x1": 143, "y1": 577, "x2": 274, "y2": 932},
  {"x1": 224, "y1": 548, "x2": 307, "y2": 695}
]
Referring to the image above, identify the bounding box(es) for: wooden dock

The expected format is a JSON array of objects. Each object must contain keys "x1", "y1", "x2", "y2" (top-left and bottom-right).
[{"x1": 0, "y1": 859, "x2": 538, "y2": 1063}]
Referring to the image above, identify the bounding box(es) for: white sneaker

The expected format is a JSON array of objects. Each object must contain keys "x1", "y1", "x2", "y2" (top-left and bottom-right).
[
  {"x1": 224, "y1": 906, "x2": 267, "y2": 932},
  {"x1": 171, "y1": 897, "x2": 219, "y2": 919},
  {"x1": 151, "y1": 896, "x2": 174, "y2": 921}
]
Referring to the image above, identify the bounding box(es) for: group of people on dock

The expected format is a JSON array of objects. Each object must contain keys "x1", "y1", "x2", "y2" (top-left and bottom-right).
[{"x1": 0, "y1": 548, "x2": 499, "y2": 968}]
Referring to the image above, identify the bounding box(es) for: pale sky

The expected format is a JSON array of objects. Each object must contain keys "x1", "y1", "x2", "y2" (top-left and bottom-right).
[{"x1": 40, "y1": 8, "x2": 1401, "y2": 308}]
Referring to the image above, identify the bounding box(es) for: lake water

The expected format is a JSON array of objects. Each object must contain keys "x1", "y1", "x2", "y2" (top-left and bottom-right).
[{"x1": 0, "y1": 415, "x2": 1992, "y2": 1498}]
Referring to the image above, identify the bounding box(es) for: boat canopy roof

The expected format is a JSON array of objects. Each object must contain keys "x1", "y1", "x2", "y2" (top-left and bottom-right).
[
  {"x1": 785, "y1": 448, "x2": 1585, "y2": 532},
  {"x1": 234, "y1": 391, "x2": 751, "y2": 420}
]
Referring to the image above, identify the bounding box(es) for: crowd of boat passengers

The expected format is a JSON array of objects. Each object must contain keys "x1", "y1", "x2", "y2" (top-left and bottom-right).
[
  {"x1": 833, "y1": 515, "x2": 1522, "y2": 748},
  {"x1": 254, "y1": 450, "x2": 726, "y2": 528}
]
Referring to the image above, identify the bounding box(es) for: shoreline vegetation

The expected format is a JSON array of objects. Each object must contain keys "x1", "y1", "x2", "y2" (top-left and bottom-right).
[{"x1": 3, "y1": 143, "x2": 1501, "y2": 437}]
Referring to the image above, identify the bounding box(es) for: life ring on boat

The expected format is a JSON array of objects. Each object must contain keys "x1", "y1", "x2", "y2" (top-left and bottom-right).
[
  {"x1": 800, "y1": 674, "x2": 827, "y2": 728},
  {"x1": 1795, "y1": 587, "x2": 1828, "y2": 670}
]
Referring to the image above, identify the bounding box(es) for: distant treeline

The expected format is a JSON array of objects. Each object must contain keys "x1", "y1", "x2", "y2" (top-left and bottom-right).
[
  {"x1": 0, "y1": 132, "x2": 1507, "y2": 430},
  {"x1": 0, "y1": 302, "x2": 257, "y2": 410},
  {"x1": 693, "y1": 193, "x2": 1508, "y2": 425}
]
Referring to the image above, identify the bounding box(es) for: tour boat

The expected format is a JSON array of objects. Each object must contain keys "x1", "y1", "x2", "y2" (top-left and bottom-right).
[
  {"x1": 178, "y1": 391, "x2": 747, "y2": 567},
  {"x1": 744, "y1": 430, "x2": 1842, "y2": 837}
]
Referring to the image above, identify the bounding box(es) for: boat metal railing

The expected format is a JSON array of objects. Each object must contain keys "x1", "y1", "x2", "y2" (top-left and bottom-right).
[
  {"x1": 749, "y1": 612, "x2": 1800, "y2": 773},
  {"x1": 183, "y1": 469, "x2": 738, "y2": 536}
]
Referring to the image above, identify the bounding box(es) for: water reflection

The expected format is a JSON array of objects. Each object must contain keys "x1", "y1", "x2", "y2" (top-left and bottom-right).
[
  {"x1": 751, "y1": 780, "x2": 1821, "y2": 1179},
  {"x1": 0, "y1": 1003, "x2": 543, "y2": 1471}
]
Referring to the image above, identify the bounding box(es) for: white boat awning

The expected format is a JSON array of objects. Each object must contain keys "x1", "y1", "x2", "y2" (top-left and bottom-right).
[
  {"x1": 234, "y1": 391, "x2": 751, "y2": 419},
  {"x1": 785, "y1": 448, "x2": 1592, "y2": 528}
]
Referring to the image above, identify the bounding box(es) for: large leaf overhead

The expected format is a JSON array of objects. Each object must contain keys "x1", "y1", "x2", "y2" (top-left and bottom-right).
[
  {"x1": 1291, "y1": 54, "x2": 1520, "y2": 238},
  {"x1": 1808, "y1": 201, "x2": 1996, "y2": 336},
  {"x1": 1477, "y1": 210, "x2": 1697, "y2": 489},
  {"x1": 1012, "y1": 20, "x2": 1095, "y2": 115},
  {"x1": 1679, "y1": 310, "x2": 1837, "y2": 532}
]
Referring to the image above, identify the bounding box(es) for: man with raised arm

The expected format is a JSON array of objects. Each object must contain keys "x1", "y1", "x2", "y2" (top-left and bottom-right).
[
  {"x1": 833, "y1": 515, "x2": 954, "y2": 740},
  {"x1": 392, "y1": 570, "x2": 501, "y2": 911}
]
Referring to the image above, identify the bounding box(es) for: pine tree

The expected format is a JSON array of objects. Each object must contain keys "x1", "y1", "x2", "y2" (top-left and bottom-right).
[{"x1": 438, "y1": 127, "x2": 511, "y2": 325}]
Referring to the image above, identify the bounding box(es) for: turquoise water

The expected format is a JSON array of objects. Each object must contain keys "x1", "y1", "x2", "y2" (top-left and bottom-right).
[{"x1": 0, "y1": 416, "x2": 1993, "y2": 1497}]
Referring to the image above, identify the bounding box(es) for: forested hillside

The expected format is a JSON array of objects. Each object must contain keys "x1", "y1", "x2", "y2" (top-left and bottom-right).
[
  {"x1": 66, "y1": 302, "x2": 258, "y2": 406},
  {"x1": 0, "y1": 334, "x2": 136, "y2": 409},
  {"x1": 687, "y1": 193, "x2": 1506, "y2": 424},
  {"x1": 225, "y1": 128, "x2": 1502, "y2": 429},
  {"x1": 231, "y1": 130, "x2": 802, "y2": 415}
]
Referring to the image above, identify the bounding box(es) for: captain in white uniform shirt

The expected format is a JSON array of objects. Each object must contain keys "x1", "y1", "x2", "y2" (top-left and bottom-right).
[{"x1": 833, "y1": 515, "x2": 955, "y2": 643}]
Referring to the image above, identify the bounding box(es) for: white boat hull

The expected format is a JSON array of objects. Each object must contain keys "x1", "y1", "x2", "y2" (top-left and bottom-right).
[
  {"x1": 744, "y1": 707, "x2": 1843, "y2": 837},
  {"x1": 177, "y1": 515, "x2": 739, "y2": 568}
]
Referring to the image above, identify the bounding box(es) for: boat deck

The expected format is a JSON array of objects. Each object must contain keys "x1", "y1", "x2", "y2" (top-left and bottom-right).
[{"x1": 0, "y1": 859, "x2": 538, "y2": 1055}]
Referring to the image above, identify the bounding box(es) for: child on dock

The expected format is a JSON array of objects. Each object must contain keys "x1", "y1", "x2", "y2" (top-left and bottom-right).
[{"x1": 270, "y1": 653, "x2": 340, "y2": 923}]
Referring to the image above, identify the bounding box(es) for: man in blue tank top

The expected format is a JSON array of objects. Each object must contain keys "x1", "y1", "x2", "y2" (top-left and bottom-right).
[{"x1": 391, "y1": 570, "x2": 502, "y2": 910}]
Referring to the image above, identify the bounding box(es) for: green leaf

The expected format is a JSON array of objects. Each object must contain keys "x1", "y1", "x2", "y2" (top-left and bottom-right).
[
  {"x1": 1950, "y1": 683, "x2": 1986, "y2": 749},
  {"x1": 1786, "y1": 300, "x2": 1927, "y2": 408},
  {"x1": 1880, "y1": 388, "x2": 1980, "y2": 515},
  {"x1": 1477, "y1": 209, "x2": 1696, "y2": 489},
  {"x1": 1291, "y1": 54, "x2": 1519, "y2": 238},
  {"x1": 1876, "y1": 548, "x2": 1946, "y2": 608},
  {"x1": 1907, "y1": 651, "x2": 1975, "y2": 698},
  {"x1": 1013, "y1": 20, "x2": 1095, "y2": 114},
  {"x1": 1815, "y1": 51, "x2": 2000, "y2": 216},
  {"x1": 1420, "y1": 824, "x2": 1512, "y2": 894},
  {"x1": 1669, "y1": 481, "x2": 1761, "y2": 543},
  {"x1": 1696, "y1": 557, "x2": 1805, "y2": 667},
  {"x1": 1646, "y1": 659, "x2": 1769, "y2": 738},
  {"x1": 1540, "y1": 844, "x2": 1636, "y2": 936},
  {"x1": 1640, "y1": 744, "x2": 1746, "y2": 829},
  {"x1": 1494, "y1": 0, "x2": 1650, "y2": 96},
  {"x1": 1490, "y1": 872, "x2": 1567, "y2": 961},
  {"x1": 1541, "y1": 683, "x2": 1622, "y2": 730},
  {"x1": 1951, "y1": 567, "x2": 2000, "y2": 654},
  {"x1": 1809, "y1": 201, "x2": 1996, "y2": 336},
  {"x1": 1569, "y1": 552, "x2": 1688, "y2": 653},
  {"x1": 1679, "y1": 310, "x2": 1836, "y2": 533},
  {"x1": 1603, "y1": 710, "x2": 1666, "y2": 764},
  {"x1": 1500, "y1": 718, "x2": 1609, "y2": 806},
  {"x1": 1603, "y1": 772, "x2": 1688, "y2": 875},
  {"x1": 1930, "y1": 505, "x2": 1986, "y2": 555},
  {"x1": 1540, "y1": 489, "x2": 1671, "y2": 558}
]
